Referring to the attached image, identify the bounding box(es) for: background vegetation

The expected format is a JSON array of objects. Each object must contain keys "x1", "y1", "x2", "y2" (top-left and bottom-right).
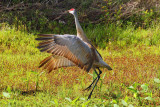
[
  {"x1": 0, "y1": 0, "x2": 160, "y2": 106},
  {"x1": 1, "y1": 0, "x2": 160, "y2": 47}
]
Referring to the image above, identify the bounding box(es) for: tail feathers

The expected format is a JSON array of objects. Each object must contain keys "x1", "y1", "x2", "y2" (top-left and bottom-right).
[
  {"x1": 105, "y1": 64, "x2": 112, "y2": 70},
  {"x1": 100, "y1": 60, "x2": 112, "y2": 70}
]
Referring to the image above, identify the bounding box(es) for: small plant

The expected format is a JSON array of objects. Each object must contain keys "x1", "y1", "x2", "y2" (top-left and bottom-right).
[
  {"x1": 154, "y1": 78, "x2": 160, "y2": 84},
  {"x1": 128, "y1": 82, "x2": 154, "y2": 106},
  {"x1": 21, "y1": 71, "x2": 32, "y2": 91},
  {"x1": 50, "y1": 99, "x2": 59, "y2": 106},
  {"x1": 99, "y1": 72, "x2": 107, "y2": 91},
  {"x1": 2, "y1": 92, "x2": 11, "y2": 98},
  {"x1": 2, "y1": 86, "x2": 12, "y2": 99},
  {"x1": 21, "y1": 71, "x2": 42, "y2": 91},
  {"x1": 154, "y1": 78, "x2": 160, "y2": 90},
  {"x1": 30, "y1": 70, "x2": 41, "y2": 91}
]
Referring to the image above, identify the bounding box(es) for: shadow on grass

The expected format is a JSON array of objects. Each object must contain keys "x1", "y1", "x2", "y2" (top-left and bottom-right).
[
  {"x1": 0, "y1": 86, "x2": 44, "y2": 96},
  {"x1": 20, "y1": 90, "x2": 44, "y2": 96}
]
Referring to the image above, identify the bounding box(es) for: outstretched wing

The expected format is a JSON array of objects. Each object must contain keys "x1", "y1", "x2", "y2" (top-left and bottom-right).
[
  {"x1": 36, "y1": 34, "x2": 93, "y2": 72},
  {"x1": 39, "y1": 55, "x2": 75, "y2": 73}
]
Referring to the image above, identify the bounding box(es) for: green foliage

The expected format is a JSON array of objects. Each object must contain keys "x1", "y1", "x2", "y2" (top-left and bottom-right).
[
  {"x1": 154, "y1": 78, "x2": 160, "y2": 84},
  {"x1": 2, "y1": 92, "x2": 10, "y2": 98},
  {"x1": 0, "y1": 24, "x2": 39, "y2": 54},
  {"x1": 0, "y1": 22, "x2": 160, "y2": 106},
  {"x1": 1, "y1": 0, "x2": 160, "y2": 33},
  {"x1": 1, "y1": 1, "x2": 160, "y2": 49},
  {"x1": 128, "y1": 83, "x2": 156, "y2": 106},
  {"x1": 100, "y1": 0, "x2": 160, "y2": 28},
  {"x1": 85, "y1": 23, "x2": 160, "y2": 48}
]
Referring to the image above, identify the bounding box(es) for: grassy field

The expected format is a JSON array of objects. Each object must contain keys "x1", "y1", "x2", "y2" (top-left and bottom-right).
[{"x1": 0, "y1": 24, "x2": 160, "y2": 106}]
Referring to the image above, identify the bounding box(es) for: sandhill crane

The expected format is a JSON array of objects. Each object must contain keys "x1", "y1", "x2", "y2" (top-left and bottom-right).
[{"x1": 36, "y1": 8, "x2": 112, "y2": 99}]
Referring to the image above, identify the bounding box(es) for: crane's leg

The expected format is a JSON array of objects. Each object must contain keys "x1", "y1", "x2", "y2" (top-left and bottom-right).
[
  {"x1": 88, "y1": 68, "x2": 102, "y2": 99},
  {"x1": 83, "y1": 69, "x2": 98, "y2": 91}
]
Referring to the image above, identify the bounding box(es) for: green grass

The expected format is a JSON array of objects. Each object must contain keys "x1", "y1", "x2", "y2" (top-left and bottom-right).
[
  {"x1": 85, "y1": 23, "x2": 160, "y2": 48},
  {"x1": 0, "y1": 24, "x2": 160, "y2": 106}
]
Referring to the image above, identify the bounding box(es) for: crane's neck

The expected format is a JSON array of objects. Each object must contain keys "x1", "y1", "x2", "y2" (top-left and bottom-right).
[{"x1": 73, "y1": 13, "x2": 90, "y2": 43}]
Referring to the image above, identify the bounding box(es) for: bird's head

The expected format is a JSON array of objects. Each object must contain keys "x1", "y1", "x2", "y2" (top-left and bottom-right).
[{"x1": 68, "y1": 8, "x2": 76, "y2": 15}]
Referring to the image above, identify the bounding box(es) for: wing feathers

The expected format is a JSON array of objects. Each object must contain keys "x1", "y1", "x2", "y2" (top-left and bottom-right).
[
  {"x1": 38, "y1": 42, "x2": 55, "y2": 49},
  {"x1": 39, "y1": 55, "x2": 52, "y2": 68},
  {"x1": 36, "y1": 34, "x2": 93, "y2": 72},
  {"x1": 39, "y1": 55, "x2": 75, "y2": 73},
  {"x1": 36, "y1": 37, "x2": 53, "y2": 40}
]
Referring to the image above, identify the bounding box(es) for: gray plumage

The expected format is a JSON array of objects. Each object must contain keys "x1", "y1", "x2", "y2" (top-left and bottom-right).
[
  {"x1": 36, "y1": 34, "x2": 93, "y2": 72},
  {"x1": 36, "y1": 8, "x2": 112, "y2": 99}
]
